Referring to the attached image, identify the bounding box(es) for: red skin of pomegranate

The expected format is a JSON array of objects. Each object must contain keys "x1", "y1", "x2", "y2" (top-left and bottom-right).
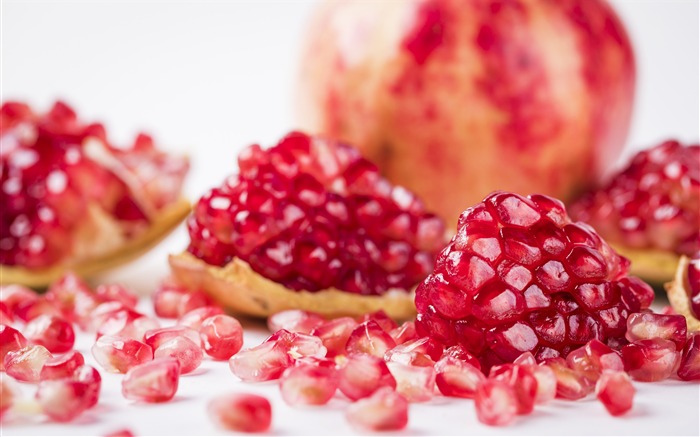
[{"x1": 296, "y1": 0, "x2": 635, "y2": 222}]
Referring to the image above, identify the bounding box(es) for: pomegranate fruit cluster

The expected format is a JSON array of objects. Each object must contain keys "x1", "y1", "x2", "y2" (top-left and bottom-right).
[
  {"x1": 187, "y1": 131, "x2": 445, "y2": 295},
  {"x1": 0, "y1": 101, "x2": 188, "y2": 269}
]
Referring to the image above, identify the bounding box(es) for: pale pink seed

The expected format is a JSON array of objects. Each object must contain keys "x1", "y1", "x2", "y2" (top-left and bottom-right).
[
  {"x1": 40, "y1": 350, "x2": 85, "y2": 381},
  {"x1": 566, "y1": 346, "x2": 599, "y2": 384},
  {"x1": 440, "y1": 345, "x2": 482, "y2": 370},
  {"x1": 625, "y1": 312, "x2": 687, "y2": 350},
  {"x1": 346, "y1": 387, "x2": 408, "y2": 432},
  {"x1": 73, "y1": 365, "x2": 101, "y2": 408},
  {"x1": 96, "y1": 311, "x2": 160, "y2": 341},
  {"x1": 279, "y1": 362, "x2": 339, "y2": 406},
  {"x1": 389, "y1": 321, "x2": 418, "y2": 344},
  {"x1": 1, "y1": 284, "x2": 39, "y2": 316},
  {"x1": 177, "y1": 290, "x2": 215, "y2": 317},
  {"x1": 434, "y1": 356, "x2": 485, "y2": 398},
  {"x1": 122, "y1": 357, "x2": 180, "y2": 403},
  {"x1": 678, "y1": 334, "x2": 700, "y2": 381},
  {"x1": 87, "y1": 301, "x2": 132, "y2": 332},
  {"x1": 36, "y1": 379, "x2": 91, "y2": 422},
  {"x1": 152, "y1": 284, "x2": 186, "y2": 318},
  {"x1": 94, "y1": 284, "x2": 138, "y2": 309},
  {"x1": 177, "y1": 306, "x2": 225, "y2": 330},
  {"x1": 154, "y1": 336, "x2": 203, "y2": 375},
  {"x1": 4, "y1": 345, "x2": 52, "y2": 382},
  {"x1": 529, "y1": 364, "x2": 557, "y2": 404},
  {"x1": 229, "y1": 341, "x2": 293, "y2": 382},
  {"x1": 621, "y1": 338, "x2": 680, "y2": 382},
  {"x1": 359, "y1": 311, "x2": 398, "y2": 334},
  {"x1": 384, "y1": 337, "x2": 443, "y2": 367},
  {"x1": 91, "y1": 336, "x2": 153, "y2": 374},
  {"x1": 207, "y1": 393, "x2": 272, "y2": 433},
  {"x1": 267, "y1": 310, "x2": 325, "y2": 334},
  {"x1": 199, "y1": 315, "x2": 244, "y2": 360},
  {"x1": 0, "y1": 324, "x2": 27, "y2": 371},
  {"x1": 144, "y1": 326, "x2": 201, "y2": 349},
  {"x1": 24, "y1": 315, "x2": 75, "y2": 354},
  {"x1": 489, "y1": 364, "x2": 538, "y2": 415},
  {"x1": 267, "y1": 330, "x2": 327, "y2": 359},
  {"x1": 345, "y1": 320, "x2": 396, "y2": 358},
  {"x1": 386, "y1": 361, "x2": 436, "y2": 403},
  {"x1": 310, "y1": 317, "x2": 356, "y2": 357},
  {"x1": 338, "y1": 353, "x2": 396, "y2": 401},
  {"x1": 513, "y1": 351, "x2": 537, "y2": 366},
  {"x1": 475, "y1": 379, "x2": 518, "y2": 427},
  {"x1": 543, "y1": 358, "x2": 593, "y2": 400},
  {"x1": 70, "y1": 290, "x2": 102, "y2": 330},
  {"x1": 595, "y1": 370, "x2": 635, "y2": 416},
  {"x1": 0, "y1": 302, "x2": 14, "y2": 325}
]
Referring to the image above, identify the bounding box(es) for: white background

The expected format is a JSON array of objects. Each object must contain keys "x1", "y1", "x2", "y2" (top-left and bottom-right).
[{"x1": 1, "y1": 0, "x2": 699, "y2": 435}]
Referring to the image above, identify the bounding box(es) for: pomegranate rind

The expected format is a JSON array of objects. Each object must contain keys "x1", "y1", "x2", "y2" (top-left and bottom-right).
[
  {"x1": 169, "y1": 251, "x2": 416, "y2": 319},
  {"x1": 1, "y1": 198, "x2": 190, "y2": 288},
  {"x1": 612, "y1": 243, "x2": 679, "y2": 284},
  {"x1": 665, "y1": 256, "x2": 700, "y2": 332}
]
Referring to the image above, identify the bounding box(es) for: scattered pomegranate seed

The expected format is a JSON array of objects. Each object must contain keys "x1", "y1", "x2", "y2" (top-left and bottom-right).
[
  {"x1": 279, "y1": 362, "x2": 339, "y2": 406},
  {"x1": 207, "y1": 393, "x2": 272, "y2": 433},
  {"x1": 529, "y1": 364, "x2": 557, "y2": 404},
  {"x1": 595, "y1": 370, "x2": 635, "y2": 416},
  {"x1": 434, "y1": 355, "x2": 485, "y2": 398},
  {"x1": 384, "y1": 337, "x2": 443, "y2": 367},
  {"x1": 390, "y1": 321, "x2": 419, "y2": 344},
  {"x1": 386, "y1": 361, "x2": 436, "y2": 402},
  {"x1": 544, "y1": 357, "x2": 593, "y2": 400},
  {"x1": 1, "y1": 284, "x2": 39, "y2": 314},
  {"x1": 4, "y1": 344, "x2": 52, "y2": 382},
  {"x1": 122, "y1": 358, "x2": 180, "y2": 403},
  {"x1": 15, "y1": 297, "x2": 63, "y2": 322},
  {"x1": 73, "y1": 365, "x2": 102, "y2": 408},
  {"x1": 199, "y1": 315, "x2": 244, "y2": 360},
  {"x1": 346, "y1": 387, "x2": 408, "y2": 432},
  {"x1": 338, "y1": 353, "x2": 396, "y2": 401},
  {"x1": 474, "y1": 379, "x2": 518, "y2": 426},
  {"x1": 625, "y1": 312, "x2": 688, "y2": 350},
  {"x1": 229, "y1": 341, "x2": 293, "y2": 382},
  {"x1": 36, "y1": 379, "x2": 92, "y2": 422},
  {"x1": 40, "y1": 350, "x2": 85, "y2": 380},
  {"x1": 144, "y1": 326, "x2": 201, "y2": 350},
  {"x1": 24, "y1": 315, "x2": 75, "y2": 353},
  {"x1": 44, "y1": 272, "x2": 96, "y2": 324},
  {"x1": 152, "y1": 281, "x2": 213, "y2": 319},
  {"x1": 489, "y1": 364, "x2": 538, "y2": 415},
  {"x1": 677, "y1": 333, "x2": 700, "y2": 381},
  {"x1": 621, "y1": 338, "x2": 681, "y2": 382},
  {"x1": 95, "y1": 283, "x2": 139, "y2": 309},
  {"x1": 96, "y1": 310, "x2": 160, "y2": 341},
  {"x1": 88, "y1": 301, "x2": 133, "y2": 332},
  {"x1": 0, "y1": 324, "x2": 27, "y2": 371},
  {"x1": 346, "y1": 320, "x2": 396, "y2": 358},
  {"x1": 268, "y1": 329, "x2": 327, "y2": 359},
  {"x1": 0, "y1": 302, "x2": 13, "y2": 325},
  {"x1": 177, "y1": 306, "x2": 225, "y2": 330},
  {"x1": 153, "y1": 336, "x2": 203, "y2": 374},
  {"x1": 310, "y1": 316, "x2": 356, "y2": 357},
  {"x1": 91, "y1": 335, "x2": 153, "y2": 373},
  {"x1": 268, "y1": 309, "x2": 325, "y2": 334}
]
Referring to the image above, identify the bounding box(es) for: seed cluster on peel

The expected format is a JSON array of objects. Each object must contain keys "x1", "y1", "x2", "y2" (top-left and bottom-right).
[{"x1": 187, "y1": 131, "x2": 445, "y2": 296}]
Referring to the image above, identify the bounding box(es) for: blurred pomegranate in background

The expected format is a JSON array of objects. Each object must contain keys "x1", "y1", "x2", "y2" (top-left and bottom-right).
[{"x1": 296, "y1": 0, "x2": 636, "y2": 225}]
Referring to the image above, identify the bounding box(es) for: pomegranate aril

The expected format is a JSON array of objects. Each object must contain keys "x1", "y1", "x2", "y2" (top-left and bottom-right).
[
  {"x1": 390, "y1": 321, "x2": 419, "y2": 344},
  {"x1": 346, "y1": 320, "x2": 396, "y2": 358},
  {"x1": 88, "y1": 301, "x2": 133, "y2": 332},
  {"x1": 40, "y1": 350, "x2": 85, "y2": 380},
  {"x1": 0, "y1": 302, "x2": 13, "y2": 325},
  {"x1": 585, "y1": 339, "x2": 624, "y2": 371},
  {"x1": 621, "y1": 338, "x2": 680, "y2": 382},
  {"x1": 677, "y1": 334, "x2": 700, "y2": 380},
  {"x1": 279, "y1": 362, "x2": 339, "y2": 406},
  {"x1": 144, "y1": 326, "x2": 201, "y2": 350},
  {"x1": 24, "y1": 315, "x2": 75, "y2": 353},
  {"x1": 229, "y1": 341, "x2": 293, "y2": 382},
  {"x1": 268, "y1": 329, "x2": 327, "y2": 359},
  {"x1": 122, "y1": 357, "x2": 180, "y2": 403},
  {"x1": 384, "y1": 337, "x2": 443, "y2": 367},
  {"x1": 346, "y1": 387, "x2": 408, "y2": 432},
  {"x1": 474, "y1": 379, "x2": 518, "y2": 427},
  {"x1": 489, "y1": 364, "x2": 538, "y2": 415},
  {"x1": 0, "y1": 324, "x2": 27, "y2": 370},
  {"x1": 513, "y1": 351, "x2": 537, "y2": 366},
  {"x1": 386, "y1": 361, "x2": 436, "y2": 402},
  {"x1": 177, "y1": 306, "x2": 225, "y2": 330},
  {"x1": 359, "y1": 310, "x2": 398, "y2": 333},
  {"x1": 44, "y1": 273, "x2": 96, "y2": 323},
  {"x1": 73, "y1": 365, "x2": 101, "y2": 408},
  {"x1": 4, "y1": 345, "x2": 52, "y2": 382},
  {"x1": 441, "y1": 345, "x2": 482, "y2": 369},
  {"x1": 625, "y1": 312, "x2": 688, "y2": 350},
  {"x1": 1, "y1": 284, "x2": 39, "y2": 315},
  {"x1": 339, "y1": 353, "x2": 396, "y2": 401},
  {"x1": 199, "y1": 315, "x2": 243, "y2": 360},
  {"x1": 153, "y1": 336, "x2": 203, "y2": 374},
  {"x1": 310, "y1": 316, "x2": 356, "y2": 357},
  {"x1": 434, "y1": 355, "x2": 485, "y2": 398},
  {"x1": 14, "y1": 297, "x2": 62, "y2": 322},
  {"x1": 529, "y1": 364, "x2": 557, "y2": 404},
  {"x1": 95, "y1": 283, "x2": 138, "y2": 309},
  {"x1": 91, "y1": 335, "x2": 153, "y2": 373},
  {"x1": 595, "y1": 370, "x2": 635, "y2": 416},
  {"x1": 36, "y1": 379, "x2": 91, "y2": 422},
  {"x1": 152, "y1": 282, "x2": 188, "y2": 318},
  {"x1": 544, "y1": 358, "x2": 593, "y2": 400},
  {"x1": 268, "y1": 309, "x2": 325, "y2": 334},
  {"x1": 97, "y1": 312, "x2": 160, "y2": 341},
  {"x1": 208, "y1": 393, "x2": 272, "y2": 433}
]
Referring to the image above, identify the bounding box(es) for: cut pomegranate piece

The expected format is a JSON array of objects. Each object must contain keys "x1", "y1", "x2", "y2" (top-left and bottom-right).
[
  {"x1": 338, "y1": 353, "x2": 396, "y2": 401},
  {"x1": 73, "y1": 365, "x2": 102, "y2": 408},
  {"x1": 91, "y1": 335, "x2": 153, "y2": 373},
  {"x1": 0, "y1": 324, "x2": 27, "y2": 370},
  {"x1": 595, "y1": 370, "x2": 635, "y2": 416},
  {"x1": 199, "y1": 315, "x2": 244, "y2": 360},
  {"x1": 268, "y1": 309, "x2": 325, "y2": 334},
  {"x1": 4, "y1": 344, "x2": 52, "y2": 382},
  {"x1": 474, "y1": 379, "x2": 518, "y2": 427},
  {"x1": 177, "y1": 306, "x2": 225, "y2": 330},
  {"x1": 24, "y1": 315, "x2": 75, "y2": 353},
  {"x1": 310, "y1": 316, "x2": 357, "y2": 357},
  {"x1": 434, "y1": 355, "x2": 485, "y2": 398},
  {"x1": 36, "y1": 379, "x2": 91, "y2": 422},
  {"x1": 571, "y1": 141, "x2": 699, "y2": 282},
  {"x1": 386, "y1": 361, "x2": 436, "y2": 402},
  {"x1": 345, "y1": 320, "x2": 397, "y2": 358},
  {"x1": 0, "y1": 101, "x2": 190, "y2": 287},
  {"x1": 279, "y1": 362, "x2": 339, "y2": 406},
  {"x1": 153, "y1": 336, "x2": 203, "y2": 374},
  {"x1": 144, "y1": 326, "x2": 201, "y2": 350},
  {"x1": 665, "y1": 254, "x2": 700, "y2": 332},
  {"x1": 229, "y1": 341, "x2": 293, "y2": 382},
  {"x1": 40, "y1": 350, "x2": 85, "y2": 381},
  {"x1": 122, "y1": 357, "x2": 180, "y2": 403},
  {"x1": 207, "y1": 393, "x2": 272, "y2": 433},
  {"x1": 677, "y1": 334, "x2": 700, "y2": 380},
  {"x1": 415, "y1": 192, "x2": 651, "y2": 369},
  {"x1": 489, "y1": 364, "x2": 538, "y2": 414},
  {"x1": 625, "y1": 312, "x2": 687, "y2": 350},
  {"x1": 346, "y1": 387, "x2": 408, "y2": 432},
  {"x1": 621, "y1": 338, "x2": 680, "y2": 382},
  {"x1": 171, "y1": 131, "x2": 444, "y2": 318}
]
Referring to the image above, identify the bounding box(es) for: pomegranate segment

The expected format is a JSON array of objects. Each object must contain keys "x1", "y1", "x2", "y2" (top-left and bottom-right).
[
  {"x1": 346, "y1": 387, "x2": 408, "y2": 432},
  {"x1": 229, "y1": 341, "x2": 293, "y2": 382},
  {"x1": 122, "y1": 358, "x2": 180, "y2": 403},
  {"x1": 208, "y1": 393, "x2": 272, "y2": 433},
  {"x1": 0, "y1": 324, "x2": 28, "y2": 370},
  {"x1": 73, "y1": 365, "x2": 102, "y2": 408},
  {"x1": 386, "y1": 361, "x2": 436, "y2": 402},
  {"x1": 434, "y1": 356, "x2": 485, "y2": 398},
  {"x1": 595, "y1": 370, "x2": 635, "y2": 416},
  {"x1": 677, "y1": 334, "x2": 700, "y2": 381},
  {"x1": 153, "y1": 336, "x2": 203, "y2": 375},
  {"x1": 621, "y1": 339, "x2": 680, "y2": 382},
  {"x1": 310, "y1": 316, "x2": 356, "y2": 357},
  {"x1": 338, "y1": 354, "x2": 396, "y2": 401},
  {"x1": 268, "y1": 309, "x2": 325, "y2": 334},
  {"x1": 279, "y1": 362, "x2": 339, "y2": 406},
  {"x1": 625, "y1": 312, "x2": 688, "y2": 350},
  {"x1": 345, "y1": 320, "x2": 396, "y2": 358},
  {"x1": 36, "y1": 379, "x2": 91, "y2": 422},
  {"x1": 39, "y1": 350, "x2": 85, "y2": 381},
  {"x1": 24, "y1": 315, "x2": 75, "y2": 353},
  {"x1": 4, "y1": 344, "x2": 52, "y2": 382},
  {"x1": 199, "y1": 315, "x2": 244, "y2": 360},
  {"x1": 91, "y1": 335, "x2": 153, "y2": 374},
  {"x1": 474, "y1": 379, "x2": 518, "y2": 427}
]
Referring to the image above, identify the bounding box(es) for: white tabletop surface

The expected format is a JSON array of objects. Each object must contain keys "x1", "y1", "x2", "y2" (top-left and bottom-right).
[{"x1": 2, "y1": 0, "x2": 699, "y2": 435}]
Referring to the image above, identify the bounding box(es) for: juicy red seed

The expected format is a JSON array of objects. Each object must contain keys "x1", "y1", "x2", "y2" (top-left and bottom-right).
[
  {"x1": 384, "y1": 337, "x2": 443, "y2": 367},
  {"x1": 144, "y1": 326, "x2": 201, "y2": 349},
  {"x1": 474, "y1": 379, "x2": 518, "y2": 427},
  {"x1": 15, "y1": 297, "x2": 63, "y2": 322},
  {"x1": 310, "y1": 317, "x2": 357, "y2": 357},
  {"x1": 489, "y1": 364, "x2": 538, "y2": 415},
  {"x1": 621, "y1": 338, "x2": 680, "y2": 382},
  {"x1": 36, "y1": 379, "x2": 92, "y2": 422},
  {"x1": 229, "y1": 341, "x2": 293, "y2": 382},
  {"x1": 386, "y1": 361, "x2": 436, "y2": 403},
  {"x1": 544, "y1": 357, "x2": 593, "y2": 400},
  {"x1": 0, "y1": 302, "x2": 13, "y2": 324},
  {"x1": 595, "y1": 370, "x2": 635, "y2": 416},
  {"x1": 177, "y1": 306, "x2": 225, "y2": 330},
  {"x1": 266, "y1": 329, "x2": 327, "y2": 359},
  {"x1": 441, "y1": 345, "x2": 482, "y2": 369},
  {"x1": 529, "y1": 364, "x2": 557, "y2": 404},
  {"x1": 24, "y1": 315, "x2": 75, "y2": 353},
  {"x1": 208, "y1": 393, "x2": 272, "y2": 433},
  {"x1": 359, "y1": 310, "x2": 398, "y2": 333},
  {"x1": 279, "y1": 362, "x2": 339, "y2": 406},
  {"x1": 4, "y1": 345, "x2": 52, "y2": 382},
  {"x1": 91, "y1": 336, "x2": 153, "y2": 374},
  {"x1": 154, "y1": 336, "x2": 203, "y2": 374},
  {"x1": 345, "y1": 387, "x2": 408, "y2": 432},
  {"x1": 1, "y1": 284, "x2": 39, "y2": 315},
  {"x1": 390, "y1": 321, "x2": 419, "y2": 344},
  {"x1": 677, "y1": 334, "x2": 700, "y2": 381},
  {"x1": 152, "y1": 282, "x2": 188, "y2": 318},
  {"x1": 177, "y1": 290, "x2": 215, "y2": 317},
  {"x1": 96, "y1": 311, "x2": 160, "y2": 341},
  {"x1": 40, "y1": 350, "x2": 85, "y2": 380},
  {"x1": 434, "y1": 356, "x2": 485, "y2": 398},
  {"x1": 0, "y1": 324, "x2": 27, "y2": 370},
  {"x1": 584, "y1": 339, "x2": 624, "y2": 371},
  {"x1": 268, "y1": 310, "x2": 325, "y2": 334},
  {"x1": 338, "y1": 354, "x2": 396, "y2": 401},
  {"x1": 88, "y1": 301, "x2": 133, "y2": 331},
  {"x1": 625, "y1": 312, "x2": 688, "y2": 350},
  {"x1": 199, "y1": 315, "x2": 243, "y2": 360},
  {"x1": 94, "y1": 284, "x2": 138, "y2": 309},
  {"x1": 122, "y1": 358, "x2": 180, "y2": 403},
  {"x1": 345, "y1": 320, "x2": 397, "y2": 358},
  {"x1": 73, "y1": 365, "x2": 102, "y2": 408}
]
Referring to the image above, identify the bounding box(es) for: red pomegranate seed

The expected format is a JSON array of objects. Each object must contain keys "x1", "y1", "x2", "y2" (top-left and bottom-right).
[
  {"x1": 621, "y1": 338, "x2": 680, "y2": 382},
  {"x1": 474, "y1": 379, "x2": 518, "y2": 427},
  {"x1": 44, "y1": 273, "x2": 97, "y2": 324},
  {"x1": 73, "y1": 365, "x2": 101, "y2": 408},
  {"x1": 279, "y1": 362, "x2": 339, "y2": 406},
  {"x1": 441, "y1": 345, "x2": 482, "y2": 370},
  {"x1": 229, "y1": 341, "x2": 293, "y2": 382},
  {"x1": 91, "y1": 335, "x2": 153, "y2": 373},
  {"x1": 585, "y1": 339, "x2": 624, "y2": 371},
  {"x1": 97, "y1": 310, "x2": 160, "y2": 341},
  {"x1": 359, "y1": 310, "x2": 398, "y2": 333},
  {"x1": 122, "y1": 357, "x2": 180, "y2": 403},
  {"x1": 625, "y1": 312, "x2": 688, "y2": 350},
  {"x1": 595, "y1": 370, "x2": 635, "y2": 416},
  {"x1": 144, "y1": 326, "x2": 201, "y2": 349},
  {"x1": 177, "y1": 306, "x2": 225, "y2": 330},
  {"x1": 386, "y1": 361, "x2": 436, "y2": 403},
  {"x1": 4, "y1": 344, "x2": 52, "y2": 382},
  {"x1": 15, "y1": 297, "x2": 62, "y2": 322},
  {"x1": 678, "y1": 333, "x2": 700, "y2": 380},
  {"x1": 310, "y1": 316, "x2": 357, "y2": 357},
  {"x1": 543, "y1": 357, "x2": 593, "y2": 400},
  {"x1": 346, "y1": 320, "x2": 396, "y2": 358},
  {"x1": 199, "y1": 315, "x2": 243, "y2": 360},
  {"x1": 153, "y1": 336, "x2": 203, "y2": 374},
  {"x1": 24, "y1": 315, "x2": 75, "y2": 353},
  {"x1": 94, "y1": 284, "x2": 138, "y2": 309},
  {"x1": 384, "y1": 337, "x2": 443, "y2": 367},
  {"x1": 1, "y1": 284, "x2": 39, "y2": 316},
  {"x1": 346, "y1": 387, "x2": 408, "y2": 432},
  {"x1": 513, "y1": 351, "x2": 537, "y2": 366},
  {"x1": 434, "y1": 355, "x2": 485, "y2": 398},
  {"x1": 177, "y1": 290, "x2": 215, "y2": 317},
  {"x1": 268, "y1": 310, "x2": 325, "y2": 334},
  {"x1": 39, "y1": 350, "x2": 85, "y2": 380},
  {"x1": 1, "y1": 324, "x2": 27, "y2": 370},
  {"x1": 529, "y1": 364, "x2": 557, "y2": 404},
  {"x1": 0, "y1": 302, "x2": 13, "y2": 325},
  {"x1": 489, "y1": 364, "x2": 538, "y2": 415},
  {"x1": 152, "y1": 282, "x2": 186, "y2": 318},
  {"x1": 390, "y1": 321, "x2": 419, "y2": 344},
  {"x1": 207, "y1": 393, "x2": 272, "y2": 433},
  {"x1": 36, "y1": 379, "x2": 91, "y2": 422},
  {"x1": 267, "y1": 329, "x2": 327, "y2": 359},
  {"x1": 338, "y1": 353, "x2": 396, "y2": 401}
]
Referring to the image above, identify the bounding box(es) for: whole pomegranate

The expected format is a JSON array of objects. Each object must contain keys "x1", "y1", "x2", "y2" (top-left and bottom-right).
[{"x1": 296, "y1": 0, "x2": 636, "y2": 223}]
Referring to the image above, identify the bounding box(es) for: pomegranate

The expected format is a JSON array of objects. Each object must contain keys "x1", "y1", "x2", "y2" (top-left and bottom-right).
[
  {"x1": 665, "y1": 253, "x2": 700, "y2": 332},
  {"x1": 571, "y1": 141, "x2": 699, "y2": 282},
  {"x1": 0, "y1": 101, "x2": 190, "y2": 287},
  {"x1": 296, "y1": 0, "x2": 635, "y2": 224},
  {"x1": 207, "y1": 393, "x2": 272, "y2": 433},
  {"x1": 170, "y1": 131, "x2": 445, "y2": 318}
]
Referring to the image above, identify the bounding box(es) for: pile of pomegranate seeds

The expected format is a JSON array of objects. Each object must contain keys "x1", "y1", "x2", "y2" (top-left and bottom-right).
[
  {"x1": 187, "y1": 131, "x2": 446, "y2": 295},
  {"x1": 0, "y1": 101, "x2": 188, "y2": 269},
  {"x1": 571, "y1": 140, "x2": 699, "y2": 255}
]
